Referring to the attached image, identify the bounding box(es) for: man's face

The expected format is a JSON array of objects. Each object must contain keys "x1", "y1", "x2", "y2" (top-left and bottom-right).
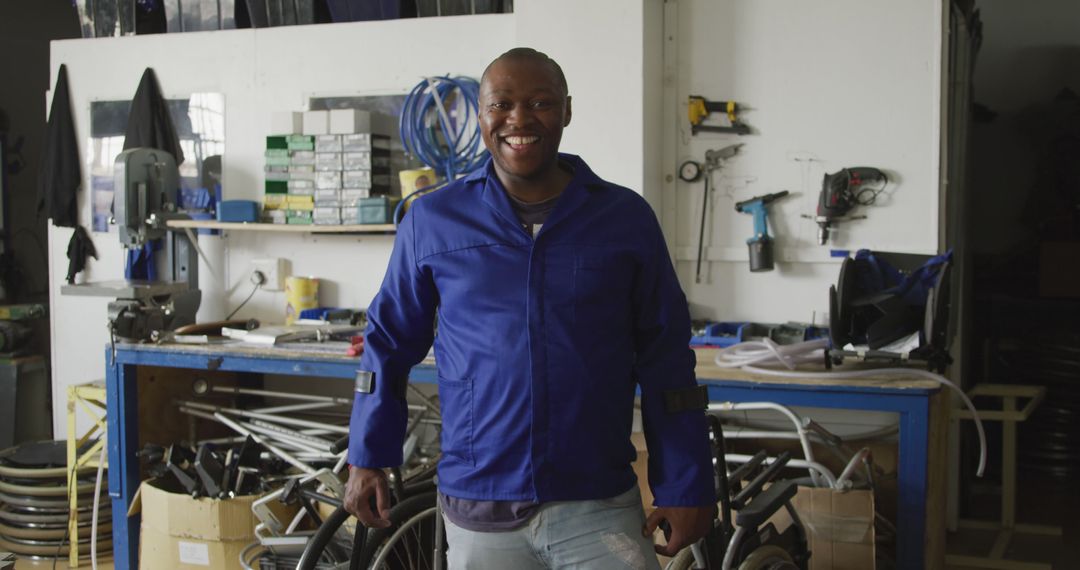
[{"x1": 479, "y1": 57, "x2": 572, "y2": 182}]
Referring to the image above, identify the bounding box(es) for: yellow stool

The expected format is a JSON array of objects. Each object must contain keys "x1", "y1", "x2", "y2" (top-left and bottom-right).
[{"x1": 66, "y1": 382, "x2": 108, "y2": 568}]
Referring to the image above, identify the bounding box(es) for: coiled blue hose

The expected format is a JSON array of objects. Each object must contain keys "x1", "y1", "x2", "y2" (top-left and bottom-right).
[{"x1": 399, "y1": 75, "x2": 488, "y2": 182}]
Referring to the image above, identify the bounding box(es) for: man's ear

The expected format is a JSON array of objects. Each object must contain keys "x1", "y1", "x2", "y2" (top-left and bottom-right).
[{"x1": 564, "y1": 95, "x2": 573, "y2": 127}]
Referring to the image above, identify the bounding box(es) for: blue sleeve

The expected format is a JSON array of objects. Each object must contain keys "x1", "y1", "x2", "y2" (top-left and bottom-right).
[
  {"x1": 348, "y1": 206, "x2": 437, "y2": 468},
  {"x1": 632, "y1": 212, "x2": 714, "y2": 507}
]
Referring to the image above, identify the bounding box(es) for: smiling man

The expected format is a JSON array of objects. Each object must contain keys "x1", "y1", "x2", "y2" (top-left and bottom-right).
[{"x1": 345, "y1": 47, "x2": 715, "y2": 568}]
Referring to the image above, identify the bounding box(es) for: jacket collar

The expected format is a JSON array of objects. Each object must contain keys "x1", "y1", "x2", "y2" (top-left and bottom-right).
[{"x1": 472, "y1": 153, "x2": 606, "y2": 236}]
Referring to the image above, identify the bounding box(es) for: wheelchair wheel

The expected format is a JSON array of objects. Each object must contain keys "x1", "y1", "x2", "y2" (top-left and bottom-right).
[
  {"x1": 737, "y1": 544, "x2": 797, "y2": 570},
  {"x1": 357, "y1": 491, "x2": 442, "y2": 569},
  {"x1": 666, "y1": 547, "x2": 699, "y2": 569},
  {"x1": 295, "y1": 504, "x2": 355, "y2": 570}
]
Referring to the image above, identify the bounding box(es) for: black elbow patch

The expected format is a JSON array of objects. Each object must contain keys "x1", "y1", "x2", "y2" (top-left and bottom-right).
[{"x1": 664, "y1": 385, "x2": 708, "y2": 413}]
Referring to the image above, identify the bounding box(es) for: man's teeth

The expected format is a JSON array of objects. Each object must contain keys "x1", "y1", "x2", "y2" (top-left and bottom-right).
[{"x1": 505, "y1": 136, "x2": 539, "y2": 145}]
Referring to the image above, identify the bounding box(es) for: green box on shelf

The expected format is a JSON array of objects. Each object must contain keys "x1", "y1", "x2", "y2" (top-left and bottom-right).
[
  {"x1": 287, "y1": 141, "x2": 315, "y2": 151},
  {"x1": 265, "y1": 180, "x2": 288, "y2": 194},
  {"x1": 266, "y1": 136, "x2": 288, "y2": 150},
  {"x1": 264, "y1": 148, "x2": 289, "y2": 158},
  {"x1": 356, "y1": 196, "x2": 401, "y2": 225},
  {"x1": 287, "y1": 215, "x2": 314, "y2": 225}
]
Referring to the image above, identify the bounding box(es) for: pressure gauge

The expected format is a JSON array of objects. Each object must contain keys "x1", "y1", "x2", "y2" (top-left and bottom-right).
[{"x1": 679, "y1": 160, "x2": 702, "y2": 182}]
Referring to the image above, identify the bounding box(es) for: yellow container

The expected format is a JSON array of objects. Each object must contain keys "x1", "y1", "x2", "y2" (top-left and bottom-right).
[
  {"x1": 399, "y1": 168, "x2": 437, "y2": 200},
  {"x1": 285, "y1": 276, "x2": 319, "y2": 324}
]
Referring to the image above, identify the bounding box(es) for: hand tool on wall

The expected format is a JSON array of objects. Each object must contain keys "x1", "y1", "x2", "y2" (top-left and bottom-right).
[
  {"x1": 688, "y1": 96, "x2": 751, "y2": 135},
  {"x1": 734, "y1": 191, "x2": 790, "y2": 272},
  {"x1": 803, "y1": 167, "x2": 888, "y2": 245},
  {"x1": 694, "y1": 144, "x2": 743, "y2": 283}
]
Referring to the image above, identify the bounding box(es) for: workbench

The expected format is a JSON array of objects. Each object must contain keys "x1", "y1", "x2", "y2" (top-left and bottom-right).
[{"x1": 105, "y1": 343, "x2": 943, "y2": 569}]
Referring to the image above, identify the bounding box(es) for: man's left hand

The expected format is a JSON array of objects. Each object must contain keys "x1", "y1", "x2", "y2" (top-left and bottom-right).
[{"x1": 642, "y1": 505, "x2": 716, "y2": 557}]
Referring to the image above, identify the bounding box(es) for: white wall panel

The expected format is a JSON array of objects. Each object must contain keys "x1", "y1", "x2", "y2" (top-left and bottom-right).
[{"x1": 669, "y1": 0, "x2": 944, "y2": 323}]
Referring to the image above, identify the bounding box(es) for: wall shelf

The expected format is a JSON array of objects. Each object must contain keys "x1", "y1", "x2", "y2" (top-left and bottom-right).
[{"x1": 166, "y1": 219, "x2": 396, "y2": 234}]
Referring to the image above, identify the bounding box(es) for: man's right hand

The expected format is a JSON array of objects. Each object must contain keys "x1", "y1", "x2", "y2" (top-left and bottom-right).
[{"x1": 344, "y1": 466, "x2": 392, "y2": 528}]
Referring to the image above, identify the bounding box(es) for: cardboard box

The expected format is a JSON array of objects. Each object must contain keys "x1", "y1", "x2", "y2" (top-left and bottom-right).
[
  {"x1": 302, "y1": 110, "x2": 330, "y2": 135},
  {"x1": 771, "y1": 486, "x2": 876, "y2": 570},
  {"x1": 315, "y1": 135, "x2": 344, "y2": 153},
  {"x1": 270, "y1": 111, "x2": 303, "y2": 135},
  {"x1": 357, "y1": 196, "x2": 400, "y2": 224},
  {"x1": 131, "y1": 479, "x2": 262, "y2": 570}
]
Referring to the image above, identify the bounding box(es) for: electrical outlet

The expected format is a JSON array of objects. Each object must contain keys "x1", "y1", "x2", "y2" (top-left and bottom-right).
[{"x1": 252, "y1": 258, "x2": 287, "y2": 291}]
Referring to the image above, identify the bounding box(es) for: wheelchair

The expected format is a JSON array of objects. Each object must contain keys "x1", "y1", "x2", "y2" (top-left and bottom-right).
[{"x1": 665, "y1": 415, "x2": 811, "y2": 570}]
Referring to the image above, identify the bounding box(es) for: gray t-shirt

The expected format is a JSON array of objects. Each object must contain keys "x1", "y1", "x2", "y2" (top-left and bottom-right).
[
  {"x1": 508, "y1": 189, "x2": 561, "y2": 238},
  {"x1": 437, "y1": 187, "x2": 562, "y2": 532}
]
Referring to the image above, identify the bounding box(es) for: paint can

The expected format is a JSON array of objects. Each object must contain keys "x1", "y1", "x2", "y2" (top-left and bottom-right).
[
  {"x1": 285, "y1": 276, "x2": 319, "y2": 324},
  {"x1": 399, "y1": 167, "x2": 437, "y2": 200}
]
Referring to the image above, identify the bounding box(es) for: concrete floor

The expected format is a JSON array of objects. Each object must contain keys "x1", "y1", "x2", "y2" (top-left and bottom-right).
[
  {"x1": 9, "y1": 472, "x2": 1078, "y2": 569},
  {"x1": 945, "y1": 472, "x2": 1079, "y2": 569}
]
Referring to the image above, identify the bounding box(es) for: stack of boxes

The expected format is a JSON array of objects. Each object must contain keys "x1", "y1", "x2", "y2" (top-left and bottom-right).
[
  {"x1": 263, "y1": 130, "x2": 317, "y2": 225},
  {"x1": 264, "y1": 109, "x2": 397, "y2": 226}
]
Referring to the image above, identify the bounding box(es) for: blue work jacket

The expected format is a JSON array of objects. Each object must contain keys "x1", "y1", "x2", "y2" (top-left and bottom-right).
[{"x1": 349, "y1": 154, "x2": 714, "y2": 507}]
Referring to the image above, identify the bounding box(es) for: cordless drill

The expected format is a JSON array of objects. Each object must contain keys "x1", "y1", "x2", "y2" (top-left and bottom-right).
[
  {"x1": 808, "y1": 167, "x2": 888, "y2": 245},
  {"x1": 734, "y1": 191, "x2": 790, "y2": 272}
]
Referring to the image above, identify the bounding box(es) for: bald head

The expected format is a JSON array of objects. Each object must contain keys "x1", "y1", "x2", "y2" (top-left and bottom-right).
[{"x1": 482, "y1": 47, "x2": 568, "y2": 96}]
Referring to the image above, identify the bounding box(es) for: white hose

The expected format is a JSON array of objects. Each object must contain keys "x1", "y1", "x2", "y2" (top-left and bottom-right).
[
  {"x1": 91, "y1": 435, "x2": 106, "y2": 570},
  {"x1": 714, "y1": 340, "x2": 988, "y2": 477},
  {"x1": 714, "y1": 338, "x2": 829, "y2": 369}
]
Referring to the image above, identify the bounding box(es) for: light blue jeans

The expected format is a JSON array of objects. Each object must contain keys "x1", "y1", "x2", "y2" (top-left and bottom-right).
[{"x1": 442, "y1": 486, "x2": 662, "y2": 570}]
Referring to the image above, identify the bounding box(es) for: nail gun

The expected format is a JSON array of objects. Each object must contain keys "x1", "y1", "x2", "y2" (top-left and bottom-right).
[
  {"x1": 804, "y1": 167, "x2": 887, "y2": 245},
  {"x1": 688, "y1": 95, "x2": 751, "y2": 135}
]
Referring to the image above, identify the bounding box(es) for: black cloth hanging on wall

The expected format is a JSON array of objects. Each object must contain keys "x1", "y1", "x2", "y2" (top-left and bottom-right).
[
  {"x1": 123, "y1": 67, "x2": 185, "y2": 165},
  {"x1": 122, "y1": 68, "x2": 184, "y2": 280},
  {"x1": 38, "y1": 64, "x2": 98, "y2": 284},
  {"x1": 38, "y1": 64, "x2": 80, "y2": 228},
  {"x1": 66, "y1": 226, "x2": 98, "y2": 284}
]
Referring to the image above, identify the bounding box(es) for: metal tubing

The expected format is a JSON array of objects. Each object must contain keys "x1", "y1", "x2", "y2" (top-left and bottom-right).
[
  {"x1": 434, "y1": 498, "x2": 445, "y2": 570},
  {"x1": 695, "y1": 170, "x2": 710, "y2": 284},
  {"x1": 210, "y1": 386, "x2": 436, "y2": 415},
  {"x1": 242, "y1": 422, "x2": 328, "y2": 453},
  {"x1": 212, "y1": 412, "x2": 315, "y2": 474},
  {"x1": 180, "y1": 400, "x2": 349, "y2": 434},
  {"x1": 725, "y1": 453, "x2": 837, "y2": 489},
  {"x1": 74, "y1": 0, "x2": 95, "y2": 38},
  {"x1": 407, "y1": 384, "x2": 442, "y2": 418},
  {"x1": 180, "y1": 407, "x2": 318, "y2": 455},
  {"x1": 333, "y1": 454, "x2": 348, "y2": 475},
  {"x1": 212, "y1": 385, "x2": 352, "y2": 405},
  {"x1": 835, "y1": 447, "x2": 871, "y2": 490},
  {"x1": 722, "y1": 526, "x2": 746, "y2": 570},
  {"x1": 404, "y1": 409, "x2": 427, "y2": 439},
  {"x1": 249, "y1": 419, "x2": 334, "y2": 449},
  {"x1": 710, "y1": 403, "x2": 821, "y2": 487},
  {"x1": 253, "y1": 401, "x2": 339, "y2": 414}
]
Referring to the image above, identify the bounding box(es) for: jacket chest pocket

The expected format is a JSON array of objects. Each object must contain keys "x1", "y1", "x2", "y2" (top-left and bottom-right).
[
  {"x1": 574, "y1": 253, "x2": 632, "y2": 325},
  {"x1": 437, "y1": 376, "x2": 474, "y2": 466}
]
